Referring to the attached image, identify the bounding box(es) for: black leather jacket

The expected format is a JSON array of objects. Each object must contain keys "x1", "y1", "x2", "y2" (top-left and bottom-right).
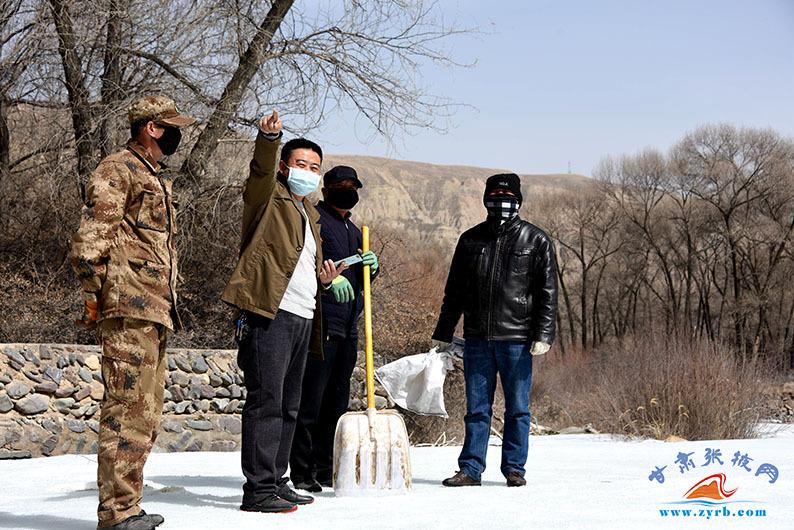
[{"x1": 432, "y1": 215, "x2": 558, "y2": 344}]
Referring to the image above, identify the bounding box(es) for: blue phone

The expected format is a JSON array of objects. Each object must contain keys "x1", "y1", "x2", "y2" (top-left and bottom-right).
[{"x1": 334, "y1": 254, "x2": 363, "y2": 268}]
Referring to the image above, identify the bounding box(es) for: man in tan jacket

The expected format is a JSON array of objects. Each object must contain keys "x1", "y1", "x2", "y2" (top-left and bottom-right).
[
  {"x1": 221, "y1": 111, "x2": 343, "y2": 513},
  {"x1": 71, "y1": 95, "x2": 195, "y2": 530}
]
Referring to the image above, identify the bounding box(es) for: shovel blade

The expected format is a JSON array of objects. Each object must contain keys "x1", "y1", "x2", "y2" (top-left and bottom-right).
[{"x1": 333, "y1": 409, "x2": 412, "y2": 496}]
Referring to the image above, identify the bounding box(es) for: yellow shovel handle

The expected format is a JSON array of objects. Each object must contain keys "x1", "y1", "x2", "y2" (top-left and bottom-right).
[{"x1": 362, "y1": 226, "x2": 375, "y2": 410}]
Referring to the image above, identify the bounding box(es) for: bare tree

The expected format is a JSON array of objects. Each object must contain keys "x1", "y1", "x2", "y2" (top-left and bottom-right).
[
  {"x1": 97, "y1": 0, "x2": 129, "y2": 157},
  {"x1": 534, "y1": 193, "x2": 579, "y2": 350},
  {"x1": 180, "y1": 0, "x2": 294, "y2": 180},
  {"x1": 9, "y1": 0, "x2": 470, "y2": 193},
  {"x1": 1, "y1": 0, "x2": 39, "y2": 185},
  {"x1": 597, "y1": 149, "x2": 686, "y2": 332},
  {"x1": 673, "y1": 125, "x2": 791, "y2": 357},
  {"x1": 179, "y1": 0, "x2": 470, "y2": 182},
  {"x1": 48, "y1": 0, "x2": 96, "y2": 194},
  {"x1": 528, "y1": 124, "x2": 791, "y2": 367},
  {"x1": 540, "y1": 186, "x2": 622, "y2": 349}
]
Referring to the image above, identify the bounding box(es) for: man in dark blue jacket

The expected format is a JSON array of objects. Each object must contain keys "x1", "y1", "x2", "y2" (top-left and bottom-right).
[{"x1": 289, "y1": 165, "x2": 379, "y2": 492}]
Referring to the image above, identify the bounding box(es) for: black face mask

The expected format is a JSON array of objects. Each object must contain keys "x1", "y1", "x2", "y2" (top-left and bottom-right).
[
  {"x1": 325, "y1": 188, "x2": 360, "y2": 210},
  {"x1": 155, "y1": 126, "x2": 182, "y2": 156}
]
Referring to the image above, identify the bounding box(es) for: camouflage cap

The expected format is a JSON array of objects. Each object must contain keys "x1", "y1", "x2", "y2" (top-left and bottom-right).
[{"x1": 127, "y1": 95, "x2": 196, "y2": 128}]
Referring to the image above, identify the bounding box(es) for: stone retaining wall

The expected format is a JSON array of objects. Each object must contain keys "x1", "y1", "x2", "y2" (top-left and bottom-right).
[{"x1": 0, "y1": 343, "x2": 393, "y2": 459}]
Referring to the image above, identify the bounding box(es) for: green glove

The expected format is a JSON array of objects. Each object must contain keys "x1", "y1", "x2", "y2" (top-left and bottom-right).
[
  {"x1": 330, "y1": 275, "x2": 355, "y2": 303},
  {"x1": 360, "y1": 250, "x2": 379, "y2": 273}
]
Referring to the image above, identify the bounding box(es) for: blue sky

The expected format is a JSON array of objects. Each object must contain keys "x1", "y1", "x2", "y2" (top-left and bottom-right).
[{"x1": 312, "y1": 0, "x2": 794, "y2": 175}]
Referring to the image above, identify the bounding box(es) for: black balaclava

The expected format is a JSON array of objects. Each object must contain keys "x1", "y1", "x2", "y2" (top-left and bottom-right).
[{"x1": 155, "y1": 126, "x2": 182, "y2": 156}]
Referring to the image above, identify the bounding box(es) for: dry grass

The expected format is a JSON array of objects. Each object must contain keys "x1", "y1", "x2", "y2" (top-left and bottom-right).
[
  {"x1": 532, "y1": 334, "x2": 768, "y2": 440},
  {"x1": 530, "y1": 345, "x2": 594, "y2": 429}
]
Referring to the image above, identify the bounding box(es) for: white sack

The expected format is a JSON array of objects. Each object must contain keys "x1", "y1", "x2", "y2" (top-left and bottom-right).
[{"x1": 375, "y1": 348, "x2": 455, "y2": 418}]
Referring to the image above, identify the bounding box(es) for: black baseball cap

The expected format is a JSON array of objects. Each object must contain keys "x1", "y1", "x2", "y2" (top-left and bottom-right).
[
  {"x1": 484, "y1": 173, "x2": 523, "y2": 205},
  {"x1": 323, "y1": 165, "x2": 363, "y2": 188}
]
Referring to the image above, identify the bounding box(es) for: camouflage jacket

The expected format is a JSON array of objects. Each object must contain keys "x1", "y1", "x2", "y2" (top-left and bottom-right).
[{"x1": 71, "y1": 140, "x2": 181, "y2": 330}]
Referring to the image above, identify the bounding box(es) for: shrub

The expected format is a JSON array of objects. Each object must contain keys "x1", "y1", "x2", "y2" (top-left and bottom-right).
[{"x1": 533, "y1": 334, "x2": 767, "y2": 440}]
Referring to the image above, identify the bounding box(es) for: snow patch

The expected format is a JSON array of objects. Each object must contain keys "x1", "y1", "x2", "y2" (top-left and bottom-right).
[{"x1": 0, "y1": 427, "x2": 792, "y2": 529}]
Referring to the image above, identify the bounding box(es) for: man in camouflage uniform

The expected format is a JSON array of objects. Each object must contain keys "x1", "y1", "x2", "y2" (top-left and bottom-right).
[{"x1": 71, "y1": 96, "x2": 195, "y2": 530}]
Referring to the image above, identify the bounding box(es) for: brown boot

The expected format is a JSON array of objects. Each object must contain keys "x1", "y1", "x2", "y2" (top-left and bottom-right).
[
  {"x1": 442, "y1": 470, "x2": 481, "y2": 487},
  {"x1": 506, "y1": 472, "x2": 526, "y2": 487}
]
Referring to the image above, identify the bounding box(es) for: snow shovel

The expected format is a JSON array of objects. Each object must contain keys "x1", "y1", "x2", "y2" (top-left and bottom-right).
[{"x1": 333, "y1": 226, "x2": 412, "y2": 496}]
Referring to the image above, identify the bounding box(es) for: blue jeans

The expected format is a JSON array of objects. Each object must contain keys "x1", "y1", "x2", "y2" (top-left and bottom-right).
[{"x1": 458, "y1": 339, "x2": 533, "y2": 481}]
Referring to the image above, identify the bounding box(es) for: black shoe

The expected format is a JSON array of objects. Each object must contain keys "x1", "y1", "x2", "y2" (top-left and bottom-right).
[
  {"x1": 240, "y1": 494, "x2": 298, "y2": 513},
  {"x1": 506, "y1": 472, "x2": 527, "y2": 487},
  {"x1": 277, "y1": 483, "x2": 314, "y2": 505},
  {"x1": 138, "y1": 511, "x2": 164, "y2": 526},
  {"x1": 98, "y1": 510, "x2": 164, "y2": 530},
  {"x1": 442, "y1": 470, "x2": 481, "y2": 487},
  {"x1": 293, "y1": 478, "x2": 323, "y2": 493}
]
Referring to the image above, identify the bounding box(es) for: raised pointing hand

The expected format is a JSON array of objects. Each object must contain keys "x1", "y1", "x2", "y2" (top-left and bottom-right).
[{"x1": 258, "y1": 110, "x2": 282, "y2": 135}]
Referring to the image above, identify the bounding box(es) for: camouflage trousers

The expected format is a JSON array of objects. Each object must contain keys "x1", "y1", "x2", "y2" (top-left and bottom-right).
[{"x1": 96, "y1": 317, "x2": 167, "y2": 528}]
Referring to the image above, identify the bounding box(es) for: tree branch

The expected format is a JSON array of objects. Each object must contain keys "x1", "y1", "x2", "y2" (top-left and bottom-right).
[
  {"x1": 181, "y1": 0, "x2": 295, "y2": 183},
  {"x1": 117, "y1": 46, "x2": 216, "y2": 106}
]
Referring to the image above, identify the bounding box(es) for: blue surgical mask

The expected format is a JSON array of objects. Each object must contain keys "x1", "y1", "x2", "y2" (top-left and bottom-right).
[{"x1": 287, "y1": 166, "x2": 321, "y2": 196}]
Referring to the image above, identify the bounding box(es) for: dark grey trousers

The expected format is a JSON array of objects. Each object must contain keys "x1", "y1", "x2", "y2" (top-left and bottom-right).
[
  {"x1": 238, "y1": 309, "x2": 312, "y2": 503},
  {"x1": 290, "y1": 335, "x2": 358, "y2": 484}
]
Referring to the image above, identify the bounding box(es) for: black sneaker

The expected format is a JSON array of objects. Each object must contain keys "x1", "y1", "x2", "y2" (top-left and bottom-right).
[
  {"x1": 240, "y1": 494, "x2": 298, "y2": 513},
  {"x1": 506, "y1": 472, "x2": 527, "y2": 487},
  {"x1": 293, "y1": 478, "x2": 323, "y2": 493},
  {"x1": 277, "y1": 484, "x2": 315, "y2": 505},
  {"x1": 98, "y1": 510, "x2": 164, "y2": 530}
]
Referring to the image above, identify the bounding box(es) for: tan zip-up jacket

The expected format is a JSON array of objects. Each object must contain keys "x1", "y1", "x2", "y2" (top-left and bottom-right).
[{"x1": 221, "y1": 133, "x2": 324, "y2": 357}]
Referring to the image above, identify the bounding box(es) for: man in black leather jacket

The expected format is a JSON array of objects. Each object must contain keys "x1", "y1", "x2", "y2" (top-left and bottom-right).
[{"x1": 431, "y1": 173, "x2": 558, "y2": 488}]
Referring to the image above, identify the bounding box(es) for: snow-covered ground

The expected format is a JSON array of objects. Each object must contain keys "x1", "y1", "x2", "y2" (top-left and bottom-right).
[{"x1": 1, "y1": 425, "x2": 792, "y2": 530}]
